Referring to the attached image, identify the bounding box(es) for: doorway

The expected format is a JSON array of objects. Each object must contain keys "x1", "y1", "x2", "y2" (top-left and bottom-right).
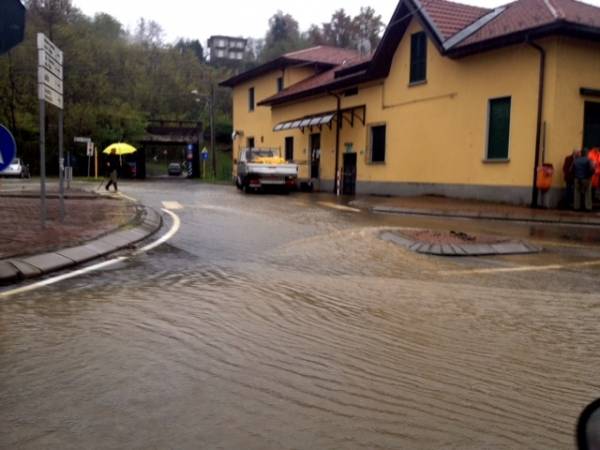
[
  {"x1": 584, "y1": 101, "x2": 600, "y2": 149},
  {"x1": 310, "y1": 133, "x2": 320, "y2": 179},
  {"x1": 342, "y1": 153, "x2": 357, "y2": 195},
  {"x1": 247, "y1": 137, "x2": 255, "y2": 149}
]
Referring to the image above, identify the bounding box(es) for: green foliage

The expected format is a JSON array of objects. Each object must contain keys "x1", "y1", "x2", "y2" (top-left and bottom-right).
[
  {"x1": 260, "y1": 11, "x2": 304, "y2": 62},
  {"x1": 261, "y1": 7, "x2": 385, "y2": 60},
  {"x1": 0, "y1": 1, "x2": 234, "y2": 175}
]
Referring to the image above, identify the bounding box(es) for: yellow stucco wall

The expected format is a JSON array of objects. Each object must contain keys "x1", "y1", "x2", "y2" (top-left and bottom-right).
[
  {"x1": 231, "y1": 66, "x2": 317, "y2": 177},
  {"x1": 270, "y1": 20, "x2": 546, "y2": 189},
  {"x1": 545, "y1": 37, "x2": 600, "y2": 186},
  {"x1": 230, "y1": 19, "x2": 600, "y2": 200}
]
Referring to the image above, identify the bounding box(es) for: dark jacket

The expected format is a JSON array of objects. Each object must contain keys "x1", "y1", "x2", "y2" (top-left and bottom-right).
[
  {"x1": 107, "y1": 154, "x2": 121, "y2": 175},
  {"x1": 563, "y1": 155, "x2": 575, "y2": 184},
  {"x1": 573, "y1": 156, "x2": 595, "y2": 180}
]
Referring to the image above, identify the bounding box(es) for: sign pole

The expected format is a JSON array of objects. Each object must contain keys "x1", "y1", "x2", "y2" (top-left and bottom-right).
[
  {"x1": 39, "y1": 99, "x2": 46, "y2": 227},
  {"x1": 58, "y1": 109, "x2": 65, "y2": 222},
  {"x1": 94, "y1": 145, "x2": 98, "y2": 179}
]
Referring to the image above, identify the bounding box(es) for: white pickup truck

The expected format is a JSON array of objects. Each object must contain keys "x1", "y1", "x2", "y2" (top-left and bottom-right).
[{"x1": 235, "y1": 148, "x2": 298, "y2": 193}]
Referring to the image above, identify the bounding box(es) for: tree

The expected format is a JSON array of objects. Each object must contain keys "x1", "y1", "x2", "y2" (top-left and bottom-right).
[
  {"x1": 175, "y1": 39, "x2": 205, "y2": 63},
  {"x1": 322, "y1": 9, "x2": 354, "y2": 49},
  {"x1": 353, "y1": 7, "x2": 384, "y2": 53},
  {"x1": 260, "y1": 11, "x2": 303, "y2": 62},
  {"x1": 25, "y1": 0, "x2": 77, "y2": 38},
  {"x1": 304, "y1": 25, "x2": 325, "y2": 47}
]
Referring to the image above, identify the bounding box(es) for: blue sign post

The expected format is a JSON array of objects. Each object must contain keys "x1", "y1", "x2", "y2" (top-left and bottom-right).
[{"x1": 0, "y1": 124, "x2": 17, "y2": 173}]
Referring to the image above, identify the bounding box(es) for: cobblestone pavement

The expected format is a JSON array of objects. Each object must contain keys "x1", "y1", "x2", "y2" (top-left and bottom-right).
[
  {"x1": 1, "y1": 180, "x2": 600, "y2": 450},
  {"x1": 0, "y1": 191, "x2": 137, "y2": 260}
]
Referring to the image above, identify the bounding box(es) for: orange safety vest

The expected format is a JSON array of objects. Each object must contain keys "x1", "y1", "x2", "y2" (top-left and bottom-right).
[{"x1": 589, "y1": 148, "x2": 600, "y2": 188}]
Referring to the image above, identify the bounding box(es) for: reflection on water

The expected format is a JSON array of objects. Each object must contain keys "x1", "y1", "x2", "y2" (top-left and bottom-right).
[{"x1": 1, "y1": 184, "x2": 599, "y2": 450}]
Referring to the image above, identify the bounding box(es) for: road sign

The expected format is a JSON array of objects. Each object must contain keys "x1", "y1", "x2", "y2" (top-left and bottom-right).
[
  {"x1": 38, "y1": 67, "x2": 63, "y2": 94},
  {"x1": 37, "y1": 50, "x2": 63, "y2": 80},
  {"x1": 86, "y1": 142, "x2": 94, "y2": 157},
  {"x1": 201, "y1": 148, "x2": 209, "y2": 160},
  {"x1": 74, "y1": 137, "x2": 91, "y2": 144},
  {"x1": 36, "y1": 33, "x2": 65, "y2": 227},
  {"x1": 0, "y1": 125, "x2": 17, "y2": 173},
  {"x1": 37, "y1": 33, "x2": 63, "y2": 65},
  {"x1": 38, "y1": 83, "x2": 63, "y2": 109}
]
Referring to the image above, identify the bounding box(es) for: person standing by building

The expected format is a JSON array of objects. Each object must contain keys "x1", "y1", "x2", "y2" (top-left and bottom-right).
[
  {"x1": 563, "y1": 150, "x2": 578, "y2": 209},
  {"x1": 105, "y1": 149, "x2": 121, "y2": 192},
  {"x1": 573, "y1": 148, "x2": 595, "y2": 212}
]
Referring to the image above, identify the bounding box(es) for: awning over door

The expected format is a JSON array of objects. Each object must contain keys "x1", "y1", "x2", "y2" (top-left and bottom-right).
[
  {"x1": 273, "y1": 106, "x2": 366, "y2": 133},
  {"x1": 274, "y1": 113, "x2": 335, "y2": 132}
]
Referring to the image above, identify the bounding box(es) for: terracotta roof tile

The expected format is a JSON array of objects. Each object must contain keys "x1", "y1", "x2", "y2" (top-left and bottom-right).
[
  {"x1": 423, "y1": 0, "x2": 492, "y2": 39},
  {"x1": 283, "y1": 46, "x2": 362, "y2": 65},
  {"x1": 259, "y1": 55, "x2": 372, "y2": 105},
  {"x1": 455, "y1": 0, "x2": 600, "y2": 47}
]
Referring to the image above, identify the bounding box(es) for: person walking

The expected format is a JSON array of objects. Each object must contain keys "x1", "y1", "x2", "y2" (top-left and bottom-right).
[
  {"x1": 573, "y1": 148, "x2": 595, "y2": 212},
  {"x1": 105, "y1": 149, "x2": 121, "y2": 192}
]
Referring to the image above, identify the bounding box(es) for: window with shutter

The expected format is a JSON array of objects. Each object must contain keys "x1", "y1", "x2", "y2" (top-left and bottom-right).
[
  {"x1": 410, "y1": 32, "x2": 427, "y2": 84},
  {"x1": 486, "y1": 97, "x2": 511, "y2": 160}
]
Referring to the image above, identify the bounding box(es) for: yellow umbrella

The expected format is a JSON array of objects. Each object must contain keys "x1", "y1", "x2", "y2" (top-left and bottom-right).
[{"x1": 102, "y1": 142, "x2": 137, "y2": 155}]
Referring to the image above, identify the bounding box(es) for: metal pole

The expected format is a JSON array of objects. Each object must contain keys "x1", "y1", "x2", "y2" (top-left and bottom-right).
[
  {"x1": 58, "y1": 109, "x2": 65, "y2": 222},
  {"x1": 94, "y1": 145, "x2": 98, "y2": 179},
  {"x1": 39, "y1": 99, "x2": 47, "y2": 228},
  {"x1": 210, "y1": 82, "x2": 216, "y2": 178}
]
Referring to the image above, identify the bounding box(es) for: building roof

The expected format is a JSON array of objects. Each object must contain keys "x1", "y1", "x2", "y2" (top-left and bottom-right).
[
  {"x1": 219, "y1": 46, "x2": 361, "y2": 87},
  {"x1": 258, "y1": 55, "x2": 372, "y2": 106},
  {"x1": 421, "y1": 0, "x2": 492, "y2": 40},
  {"x1": 232, "y1": 0, "x2": 600, "y2": 105},
  {"x1": 455, "y1": 0, "x2": 600, "y2": 49}
]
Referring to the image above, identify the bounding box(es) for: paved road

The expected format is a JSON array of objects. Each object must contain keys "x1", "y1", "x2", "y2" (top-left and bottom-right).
[{"x1": 1, "y1": 179, "x2": 600, "y2": 449}]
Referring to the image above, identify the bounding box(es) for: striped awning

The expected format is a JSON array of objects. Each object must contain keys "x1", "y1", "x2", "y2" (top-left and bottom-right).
[{"x1": 274, "y1": 113, "x2": 335, "y2": 132}]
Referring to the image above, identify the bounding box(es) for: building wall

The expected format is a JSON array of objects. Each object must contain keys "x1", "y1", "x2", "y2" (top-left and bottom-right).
[
  {"x1": 269, "y1": 21, "x2": 561, "y2": 203},
  {"x1": 229, "y1": 20, "x2": 600, "y2": 205},
  {"x1": 231, "y1": 66, "x2": 318, "y2": 178},
  {"x1": 546, "y1": 36, "x2": 600, "y2": 188}
]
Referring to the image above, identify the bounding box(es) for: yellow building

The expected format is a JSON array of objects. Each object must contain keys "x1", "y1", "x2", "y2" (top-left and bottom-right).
[{"x1": 221, "y1": 0, "x2": 600, "y2": 206}]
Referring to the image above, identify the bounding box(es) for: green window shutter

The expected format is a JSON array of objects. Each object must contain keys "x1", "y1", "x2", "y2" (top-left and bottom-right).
[
  {"x1": 410, "y1": 32, "x2": 427, "y2": 84},
  {"x1": 487, "y1": 97, "x2": 511, "y2": 159}
]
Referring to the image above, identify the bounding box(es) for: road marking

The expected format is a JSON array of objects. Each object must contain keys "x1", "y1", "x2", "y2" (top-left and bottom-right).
[
  {"x1": 439, "y1": 260, "x2": 600, "y2": 276},
  {"x1": 118, "y1": 192, "x2": 138, "y2": 203},
  {"x1": 162, "y1": 201, "x2": 183, "y2": 210},
  {"x1": 136, "y1": 208, "x2": 181, "y2": 253},
  {"x1": 0, "y1": 208, "x2": 181, "y2": 299},
  {"x1": 317, "y1": 202, "x2": 361, "y2": 213}
]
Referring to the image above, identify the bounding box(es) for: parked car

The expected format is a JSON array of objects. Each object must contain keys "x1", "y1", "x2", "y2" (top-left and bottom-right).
[
  {"x1": 236, "y1": 148, "x2": 298, "y2": 193},
  {"x1": 168, "y1": 162, "x2": 182, "y2": 176},
  {"x1": 1, "y1": 158, "x2": 30, "y2": 178},
  {"x1": 124, "y1": 161, "x2": 137, "y2": 179}
]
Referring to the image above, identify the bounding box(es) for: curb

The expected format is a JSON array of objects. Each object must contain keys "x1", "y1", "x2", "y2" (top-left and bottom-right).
[
  {"x1": 360, "y1": 204, "x2": 600, "y2": 227},
  {"x1": 0, "y1": 205, "x2": 163, "y2": 285},
  {"x1": 380, "y1": 231, "x2": 542, "y2": 257}
]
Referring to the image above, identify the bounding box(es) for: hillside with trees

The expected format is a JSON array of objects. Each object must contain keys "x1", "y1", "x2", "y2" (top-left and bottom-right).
[{"x1": 0, "y1": 1, "x2": 384, "y2": 175}]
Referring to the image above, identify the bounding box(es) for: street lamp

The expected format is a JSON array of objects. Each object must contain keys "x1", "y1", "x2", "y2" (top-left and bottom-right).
[{"x1": 191, "y1": 85, "x2": 216, "y2": 178}]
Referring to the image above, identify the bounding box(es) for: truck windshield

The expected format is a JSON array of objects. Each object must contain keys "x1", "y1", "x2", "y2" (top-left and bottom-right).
[{"x1": 247, "y1": 150, "x2": 278, "y2": 161}]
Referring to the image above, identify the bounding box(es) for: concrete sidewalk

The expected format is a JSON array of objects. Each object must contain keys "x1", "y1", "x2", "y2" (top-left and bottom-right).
[
  {"x1": 350, "y1": 195, "x2": 600, "y2": 226},
  {"x1": 0, "y1": 188, "x2": 162, "y2": 285}
]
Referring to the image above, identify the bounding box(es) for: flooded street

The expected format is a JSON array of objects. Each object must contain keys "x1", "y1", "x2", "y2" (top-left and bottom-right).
[{"x1": 1, "y1": 180, "x2": 600, "y2": 449}]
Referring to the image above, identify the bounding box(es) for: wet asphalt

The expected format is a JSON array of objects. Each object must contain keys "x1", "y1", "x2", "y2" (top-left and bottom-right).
[{"x1": 1, "y1": 179, "x2": 599, "y2": 450}]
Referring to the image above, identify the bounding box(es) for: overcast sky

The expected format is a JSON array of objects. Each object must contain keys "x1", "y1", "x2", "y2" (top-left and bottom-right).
[{"x1": 75, "y1": 0, "x2": 600, "y2": 44}]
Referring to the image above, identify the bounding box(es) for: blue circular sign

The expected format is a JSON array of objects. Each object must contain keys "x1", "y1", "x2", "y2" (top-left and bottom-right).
[{"x1": 0, "y1": 124, "x2": 17, "y2": 173}]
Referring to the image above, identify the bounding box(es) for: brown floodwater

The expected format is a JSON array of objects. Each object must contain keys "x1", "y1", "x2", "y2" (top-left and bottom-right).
[{"x1": 1, "y1": 182, "x2": 599, "y2": 450}]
